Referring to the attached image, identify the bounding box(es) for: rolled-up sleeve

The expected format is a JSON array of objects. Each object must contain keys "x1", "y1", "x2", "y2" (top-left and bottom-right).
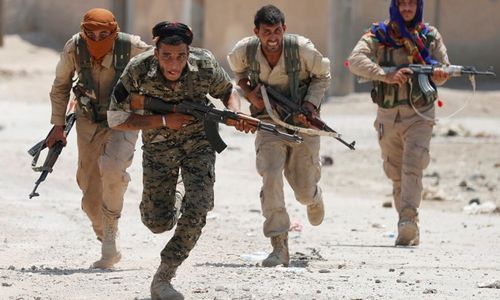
[{"x1": 49, "y1": 37, "x2": 77, "y2": 126}]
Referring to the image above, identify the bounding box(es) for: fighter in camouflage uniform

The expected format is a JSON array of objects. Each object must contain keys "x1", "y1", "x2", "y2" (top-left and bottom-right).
[
  {"x1": 108, "y1": 22, "x2": 249, "y2": 300},
  {"x1": 348, "y1": 0, "x2": 449, "y2": 246}
]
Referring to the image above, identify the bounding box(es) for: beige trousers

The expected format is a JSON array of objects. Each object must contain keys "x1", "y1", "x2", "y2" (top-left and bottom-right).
[
  {"x1": 375, "y1": 106, "x2": 434, "y2": 214},
  {"x1": 255, "y1": 130, "x2": 322, "y2": 237},
  {"x1": 75, "y1": 116, "x2": 138, "y2": 238}
]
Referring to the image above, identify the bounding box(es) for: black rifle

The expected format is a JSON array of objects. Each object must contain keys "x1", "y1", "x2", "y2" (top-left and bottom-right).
[
  {"x1": 264, "y1": 85, "x2": 356, "y2": 150},
  {"x1": 142, "y1": 96, "x2": 303, "y2": 153},
  {"x1": 28, "y1": 112, "x2": 76, "y2": 199},
  {"x1": 371, "y1": 64, "x2": 496, "y2": 100}
]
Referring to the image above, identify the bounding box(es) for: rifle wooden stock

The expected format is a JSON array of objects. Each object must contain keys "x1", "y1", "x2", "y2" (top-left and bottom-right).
[{"x1": 132, "y1": 94, "x2": 303, "y2": 153}]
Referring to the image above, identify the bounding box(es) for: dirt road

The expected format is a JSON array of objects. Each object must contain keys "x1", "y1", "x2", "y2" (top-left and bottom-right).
[{"x1": 1, "y1": 34, "x2": 499, "y2": 300}]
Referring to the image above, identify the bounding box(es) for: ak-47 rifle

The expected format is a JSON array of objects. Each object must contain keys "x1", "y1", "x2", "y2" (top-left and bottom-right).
[
  {"x1": 261, "y1": 85, "x2": 356, "y2": 150},
  {"x1": 135, "y1": 95, "x2": 303, "y2": 153},
  {"x1": 359, "y1": 64, "x2": 496, "y2": 100},
  {"x1": 28, "y1": 104, "x2": 76, "y2": 199}
]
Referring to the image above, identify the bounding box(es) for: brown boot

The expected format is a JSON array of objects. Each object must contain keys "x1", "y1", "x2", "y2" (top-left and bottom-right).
[
  {"x1": 307, "y1": 199, "x2": 325, "y2": 226},
  {"x1": 150, "y1": 263, "x2": 184, "y2": 300},
  {"x1": 395, "y1": 208, "x2": 420, "y2": 246},
  {"x1": 262, "y1": 233, "x2": 290, "y2": 267},
  {"x1": 91, "y1": 216, "x2": 121, "y2": 269}
]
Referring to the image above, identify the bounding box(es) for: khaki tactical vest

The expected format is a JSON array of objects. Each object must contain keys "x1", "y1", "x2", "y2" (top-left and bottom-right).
[
  {"x1": 371, "y1": 31, "x2": 437, "y2": 109},
  {"x1": 246, "y1": 34, "x2": 310, "y2": 104},
  {"x1": 75, "y1": 32, "x2": 131, "y2": 126}
]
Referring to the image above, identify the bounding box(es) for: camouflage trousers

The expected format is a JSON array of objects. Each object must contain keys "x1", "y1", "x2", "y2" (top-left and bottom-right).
[
  {"x1": 374, "y1": 105, "x2": 434, "y2": 213},
  {"x1": 76, "y1": 116, "x2": 138, "y2": 238},
  {"x1": 140, "y1": 138, "x2": 215, "y2": 268},
  {"x1": 255, "y1": 130, "x2": 322, "y2": 237}
]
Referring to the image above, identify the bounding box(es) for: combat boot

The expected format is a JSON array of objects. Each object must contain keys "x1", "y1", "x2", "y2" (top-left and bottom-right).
[
  {"x1": 91, "y1": 216, "x2": 121, "y2": 269},
  {"x1": 262, "y1": 233, "x2": 290, "y2": 267},
  {"x1": 150, "y1": 263, "x2": 184, "y2": 300},
  {"x1": 395, "y1": 208, "x2": 420, "y2": 246},
  {"x1": 307, "y1": 199, "x2": 325, "y2": 226}
]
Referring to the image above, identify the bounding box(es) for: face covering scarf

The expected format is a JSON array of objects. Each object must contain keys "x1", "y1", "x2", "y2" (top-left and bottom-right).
[
  {"x1": 80, "y1": 8, "x2": 120, "y2": 61},
  {"x1": 369, "y1": 0, "x2": 437, "y2": 65}
]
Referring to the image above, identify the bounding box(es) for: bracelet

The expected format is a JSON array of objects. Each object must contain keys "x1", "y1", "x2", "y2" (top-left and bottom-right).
[{"x1": 161, "y1": 115, "x2": 166, "y2": 128}]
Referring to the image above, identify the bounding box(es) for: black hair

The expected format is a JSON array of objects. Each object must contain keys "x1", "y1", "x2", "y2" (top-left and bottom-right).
[{"x1": 254, "y1": 5, "x2": 285, "y2": 28}]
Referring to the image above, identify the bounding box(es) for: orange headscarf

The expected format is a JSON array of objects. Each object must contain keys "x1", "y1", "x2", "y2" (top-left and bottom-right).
[{"x1": 80, "y1": 8, "x2": 120, "y2": 61}]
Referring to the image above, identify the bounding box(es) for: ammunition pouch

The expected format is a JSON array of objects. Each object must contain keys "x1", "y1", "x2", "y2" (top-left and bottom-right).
[
  {"x1": 371, "y1": 77, "x2": 437, "y2": 109},
  {"x1": 72, "y1": 85, "x2": 108, "y2": 127}
]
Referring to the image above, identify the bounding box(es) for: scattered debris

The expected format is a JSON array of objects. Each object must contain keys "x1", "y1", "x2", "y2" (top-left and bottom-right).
[
  {"x1": 294, "y1": 248, "x2": 326, "y2": 264},
  {"x1": 206, "y1": 212, "x2": 218, "y2": 220},
  {"x1": 423, "y1": 288, "x2": 437, "y2": 294},
  {"x1": 477, "y1": 280, "x2": 500, "y2": 289},
  {"x1": 371, "y1": 223, "x2": 385, "y2": 229},
  {"x1": 7, "y1": 266, "x2": 15, "y2": 270},
  {"x1": 382, "y1": 201, "x2": 392, "y2": 208},
  {"x1": 463, "y1": 201, "x2": 498, "y2": 214},
  {"x1": 215, "y1": 286, "x2": 227, "y2": 292},
  {"x1": 337, "y1": 263, "x2": 347, "y2": 269},
  {"x1": 434, "y1": 124, "x2": 470, "y2": 137},
  {"x1": 424, "y1": 171, "x2": 440, "y2": 186},
  {"x1": 422, "y1": 188, "x2": 448, "y2": 201},
  {"x1": 469, "y1": 173, "x2": 486, "y2": 181},
  {"x1": 383, "y1": 232, "x2": 396, "y2": 238},
  {"x1": 321, "y1": 155, "x2": 334, "y2": 167},
  {"x1": 469, "y1": 198, "x2": 481, "y2": 205},
  {"x1": 240, "y1": 251, "x2": 268, "y2": 262},
  {"x1": 474, "y1": 131, "x2": 497, "y2": 138},
  {"x1": 2, "y1": 282, "x2": 13, "y2": 287},
  {"x1": 289, "y1": 221, "x2": 303, "y2": 232}
]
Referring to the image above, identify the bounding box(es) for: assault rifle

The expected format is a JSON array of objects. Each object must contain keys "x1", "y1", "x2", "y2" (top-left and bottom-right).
[
  {"x1": 263, "y1": 85, "x2": 356, "y2": 150},
  {"x1": 135, "y1": 95, "x2": 303, "y2": 153},
  {"x1": 360, "y1": 64, "x2": 496, "y2": 100},
  {"x1": 28, "y1": 111, "x2": 76, "y2": 199}
]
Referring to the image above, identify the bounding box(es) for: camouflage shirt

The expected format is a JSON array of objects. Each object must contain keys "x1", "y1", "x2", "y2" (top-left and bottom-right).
[{"x1": 108, "y1": 47, "x2": 233, "y2": 144}]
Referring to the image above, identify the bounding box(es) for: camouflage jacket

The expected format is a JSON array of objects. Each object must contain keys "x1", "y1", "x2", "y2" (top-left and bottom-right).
[{"x1": 108, "y1": 48, "x2": 233, "y2": 144}]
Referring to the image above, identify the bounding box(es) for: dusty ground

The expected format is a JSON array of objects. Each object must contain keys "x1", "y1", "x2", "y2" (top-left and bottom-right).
[{"x1": 1, "y1": 34, "x2": 499, "y2": 300}]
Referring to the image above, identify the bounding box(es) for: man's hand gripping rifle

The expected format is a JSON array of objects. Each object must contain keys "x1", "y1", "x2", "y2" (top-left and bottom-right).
[
  {"x1": 28, "y1": 105, "x2": 76, "y2": 199},
  {"x1": 361, "y1": 64, "x2": 496, "y2": 99},
  {"x1": 131, "y1": 95, "x2": 303, "y2": 153},
  {"x1": 260, "y1": 85, "x2": 356, "y2": 150}
]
